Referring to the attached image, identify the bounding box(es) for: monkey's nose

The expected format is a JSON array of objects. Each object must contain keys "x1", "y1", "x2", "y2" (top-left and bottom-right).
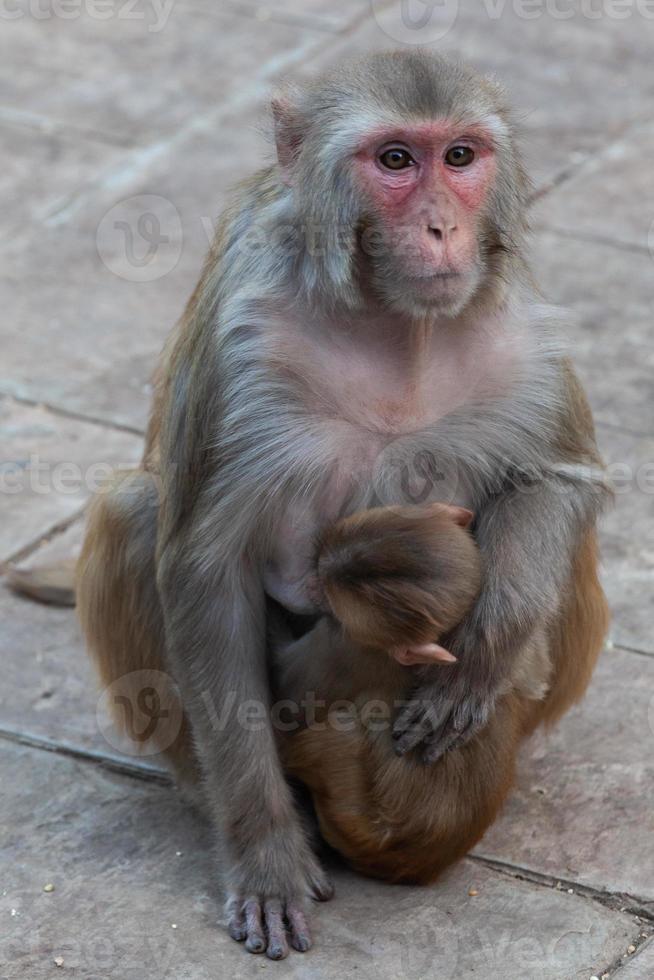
[{"x1": 428, "y1": 221, "x2": 457, "y2": 241}]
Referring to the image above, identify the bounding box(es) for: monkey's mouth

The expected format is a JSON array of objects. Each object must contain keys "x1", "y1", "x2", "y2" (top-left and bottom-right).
[
  {"x1": 407, "y1": 270, "x2": 463, "y2": 288},
  {"x1": 414, "y1": 271, "x2": 461, "y2": 280},
  {"x1": 401, "y1": 268, "x2": 476, "y2": 315}
]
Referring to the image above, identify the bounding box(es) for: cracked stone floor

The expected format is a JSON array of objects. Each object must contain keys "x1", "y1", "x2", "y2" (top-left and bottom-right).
[{"x1": 0, "y1": 2, "x2": 653, "y2": 978}]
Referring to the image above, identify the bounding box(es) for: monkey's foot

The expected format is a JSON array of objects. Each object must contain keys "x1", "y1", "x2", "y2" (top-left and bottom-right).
[
  {"x1": 226, "y1": 862, "x2": 333, "y2": 959},
  {"x1": 392, "y1": 683, "x2": 497, "y2": 763}
]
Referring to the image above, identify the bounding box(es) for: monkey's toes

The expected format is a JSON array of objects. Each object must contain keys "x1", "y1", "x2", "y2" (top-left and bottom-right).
[
  {"x1": 227, "y1": 895, "x2": 312, "y2": 959},
  {"x1": 307, "y1": 865, "x2": 334, "y2": 902}
]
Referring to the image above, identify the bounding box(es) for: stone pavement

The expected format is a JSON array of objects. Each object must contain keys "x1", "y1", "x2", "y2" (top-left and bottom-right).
[{"x1": 1, "y1": 2, "x2": 653, "y2": 978}]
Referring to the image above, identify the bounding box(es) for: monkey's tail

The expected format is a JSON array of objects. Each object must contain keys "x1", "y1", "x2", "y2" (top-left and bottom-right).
[{"x1": 4, "y1": 559, "x2": 77, "y2": 607}]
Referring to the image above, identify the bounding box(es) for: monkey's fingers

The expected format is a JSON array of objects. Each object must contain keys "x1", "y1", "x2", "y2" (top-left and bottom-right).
[
  {"x1": 226, "y1": 897, "x2": 247, "y2": 942},
  {"x1": 392, "y1": 699, "x2": 448, "y2": 756},
  {"x1": 287, "y1": 906, "x2": 312, "y2": 952},
  {"x1": 421, "y1": 692, "x2": 495, "y2": 764},
  {"x1": 243, "y1": 899, "x2": 267, "y2": 954},
  {"x1": 263, "y1": 899, "x2": 290, "y2": 960},
  {"x1": 305, "y1": 862, "x2": 334, "y2": 902},
  {"x1": 421, "y1": 718, "x2": 464, "y2": 764},
  {"x1": 392, "y1": 644, "x2": 457, "y2": 666},
  {"x1": 228, "y1": 895, "x2": 314, "y2": 960}
]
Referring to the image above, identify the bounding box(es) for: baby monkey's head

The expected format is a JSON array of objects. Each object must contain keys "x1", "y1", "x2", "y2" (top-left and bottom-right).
[{"x1": 317, "y1": 503, "x2": 482, "y2": 663}]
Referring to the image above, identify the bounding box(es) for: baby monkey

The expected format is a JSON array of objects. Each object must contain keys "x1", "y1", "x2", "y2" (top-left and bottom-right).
[
  {"x1": 275, "y1": 503, "x2": 531, "y2": 884},
  {"x1": 317, "y1": 502, "x2": 480, "y2": 666}
]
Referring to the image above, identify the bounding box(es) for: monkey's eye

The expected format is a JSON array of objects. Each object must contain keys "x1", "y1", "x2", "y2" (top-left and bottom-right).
[
  {"x1": 379, "y1": 147, "x2": 415, "y2": 171},
  {"x1": 445, "y1": 146, "x2": 475, "y2": 168}
]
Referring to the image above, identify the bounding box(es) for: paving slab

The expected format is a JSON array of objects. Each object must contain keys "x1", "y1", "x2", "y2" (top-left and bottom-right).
[
  {"x1": 0, "y1": 398, "x2": 143, "y2": 562},
  {"x1": 475, "y1": 646, "x2": 654, "y2": 901},
  {"x1": 0, "y1": 739, "x2": 639, "y2": 980},
  {"x1": 532, "y1": 230, "x2": 654, "y2": 438},
  {"x1": 0, "y1": 570, "x2": 174, "y2": 777},
  {"x1": 0, "y1": 266, "x2": 183, "y2": 432},
  {"x1": 597, "y1": 427, "x2": 654, "y2": 655},
  {"x1": 0, "y1": 123, "x2": 125, "y2": 237},
  {"x1": 533, "y1": 121, "x2": 654, "y2": 251},
  {"x1": 8, "y1": 516, "x2": 86, "y2": 571},
  {"x1": 0, "y1": 97, "x2": 269, "y2": 430},
  {"x1": 214, "y1": 0, "x2": 370, "y2": 33},
  {"x1": 0, "y1": 580, "x2": 100, "y2": 746},
  {"x1": 0, "y1": 6, "x2": 326, "y2": 145},
  {"x1": 614, "y1": 939, "x2": 654, "y2": 979}
]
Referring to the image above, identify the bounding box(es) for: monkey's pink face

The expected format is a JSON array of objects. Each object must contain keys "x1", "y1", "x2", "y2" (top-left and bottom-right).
[{"x1": 354, "y1": 122, "x2": 498, "y2": 315}]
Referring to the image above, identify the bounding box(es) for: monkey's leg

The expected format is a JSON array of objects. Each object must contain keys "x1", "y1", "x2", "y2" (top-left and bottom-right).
[
  {"x1": 76, "y1": 471, "x2": 198, "y2": 788},
  {"x1": 284, "y1": 690, "x2": 528, "y2": 885},
  {"x1": 527, "y1": 527, "x2": 609, "y2": 733}
]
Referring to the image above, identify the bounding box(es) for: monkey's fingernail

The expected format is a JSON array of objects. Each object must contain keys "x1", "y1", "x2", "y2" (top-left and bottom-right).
[
  {"x1": 423, "y1": 746, "x2": 444, "y2": 764},
  {"x1": 266, "y1": 942, "x2": 287, "y2": 960},
  {"x1": 228, "y1": 923, "x2": 247, "y2": 942},
  {"x1": 312, "y1": 881, "x2": 334, "y2": 901},
  {"x1": 288, "y1": 908, "x2": 312, "y2": 951},
  {"x1": 245, "y1": 936, "x2": 265, "y2": 953}
]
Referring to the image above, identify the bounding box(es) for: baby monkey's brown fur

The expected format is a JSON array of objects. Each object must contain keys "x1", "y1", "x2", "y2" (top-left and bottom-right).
[
  {"x1": 279, "y1": 505, "x2": 607, "y2": 884},
  {"x1": 318, "y1": 503, "x2": 480, "y2": 656}
]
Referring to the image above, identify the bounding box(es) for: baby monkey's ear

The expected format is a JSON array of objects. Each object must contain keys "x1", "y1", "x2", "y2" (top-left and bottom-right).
[
  {"x1": 432, "y1": 504, "x2": 474, "y2": 529},
  {"x1": 392, "y1": 643, "x2": 458, "y2": 667}
]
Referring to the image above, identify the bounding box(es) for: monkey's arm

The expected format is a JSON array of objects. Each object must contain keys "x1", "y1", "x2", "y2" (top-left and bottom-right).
[
  {"x1": 393, "y1": 372, "x2": 610, "y2": 763},
  {"x1": 393, "y1": 473, "x2": 605, "y2": 762},
  {"x1": 153, "y1": 317, "x2": 332, "y2": 958},
  {"x1": 158, "y1": 534, "x2": 332, "y2": 957}
]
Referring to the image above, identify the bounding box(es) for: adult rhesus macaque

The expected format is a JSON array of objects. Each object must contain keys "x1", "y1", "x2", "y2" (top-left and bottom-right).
[{"x1": 72, "y1": 51, "x2": 610, "y2": 959}]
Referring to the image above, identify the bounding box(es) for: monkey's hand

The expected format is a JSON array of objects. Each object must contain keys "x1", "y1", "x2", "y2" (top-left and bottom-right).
[
  {"x1": 226, "y1": 836, "x2": 334, "y2": 959},
  {"x1": 391, "y1": 672, "x2": 501, "y2": 763},
  {"x1": 391, "y1": 606, "x2": 512, "y2": 763}
]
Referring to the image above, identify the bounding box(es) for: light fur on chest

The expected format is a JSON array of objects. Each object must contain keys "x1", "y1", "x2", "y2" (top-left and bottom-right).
[{"x1": 198, "y1": 294, "x2": 566, "y2": 566}]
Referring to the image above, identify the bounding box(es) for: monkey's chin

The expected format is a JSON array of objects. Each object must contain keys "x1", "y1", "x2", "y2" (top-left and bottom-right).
[{"x1": 378, "y1": 270, "x2": 480, "y2": 321}]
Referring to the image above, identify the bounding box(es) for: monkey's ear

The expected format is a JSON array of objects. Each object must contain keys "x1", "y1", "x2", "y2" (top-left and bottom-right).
[
  {"x1": 271, "y1": 95, "x2": 303, "y2": 184},
  {"x1": 439, "y1": 504, "x2": 475, "y2": 529}
]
